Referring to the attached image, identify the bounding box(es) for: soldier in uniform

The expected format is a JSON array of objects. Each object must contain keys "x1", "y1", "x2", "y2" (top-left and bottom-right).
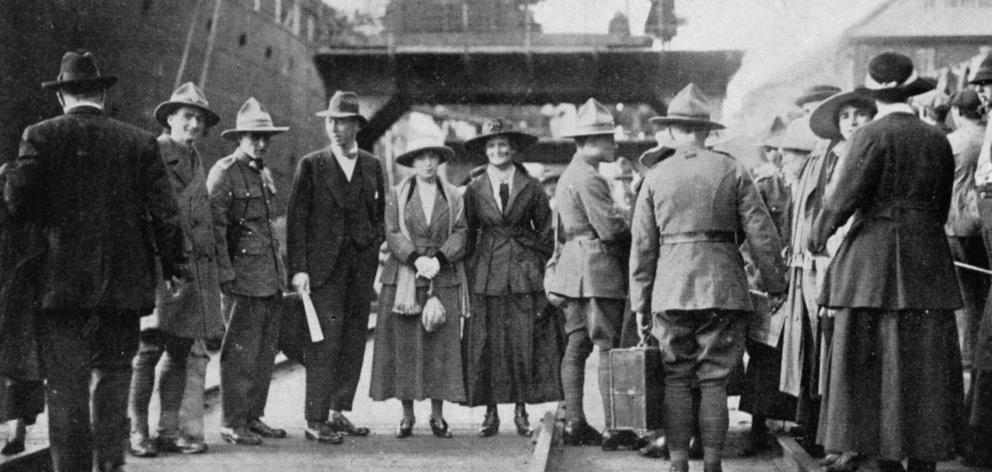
[
  {"x1": 129, "y1": 82, "x2": 225, "y2": 457},
  {"x1": 207, "y1": 98, "x2": 289, "y2": 446},
  {"x1": 630, "y1": 84, "x2": 787, "y2": 472},
  {"x1": 545, "y1": 98, "x2": 631, "y2": 449}
]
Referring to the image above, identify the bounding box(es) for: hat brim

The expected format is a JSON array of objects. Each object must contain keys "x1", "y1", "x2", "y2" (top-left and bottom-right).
[
  {"x1": 809, "y1": 90, "x2": 876, "y2": 140},
  {"x1": 970, "y1": 71, "x2": 992, "y2": 85},
  {"x1": 463, "y1": 131, "x2": 538, "y2": 155},
  {"x1": 794, "y1": 90, "x2": 838, "y2": 107},
  {"x1": 220, "y1": 127, "x2": 289, "y2": 140},
  {"x1": 649, "y1": 116, "x2": 725, "y2": 131},
  {"x1": 155, "y1": 101, "x2": 222, "y2": 129},
  {"x1": 41, "y1": 76, "x2": 118, "y2": 91},
  {"x1": 857, "y1": 77, "x2": 935, "y2": 101},
  {"x1": 561, "y1": 125, "x2": 617, "y2": 138},
  {"x1": 314, "y1": 111, "x2": 368, "y2": 127},
  {"x1": 395, "y1": 145, "x2": 454, "y2": 167}
]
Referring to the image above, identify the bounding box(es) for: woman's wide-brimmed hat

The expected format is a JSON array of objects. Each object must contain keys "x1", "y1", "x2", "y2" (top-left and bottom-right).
[
  {"x1": 463, "y1": 118, "x2": 538, "y2": 155},
  {"x1": 794, "y1": 84, "x2": 841, "y2": 108},
  {"x1": 779, "y1": 117, "x2": 818, "y2": 152},
  {"x1": 395, "y1": 134, "x2": 455, "y2": 167},
  {"x1": 315, "y1": 90, "x2": 367, "y2": 126},
  {"x1": 970, "y1": 54, "x2": 992, "y2": 85},
  {"x1": 154, "y1": 82, "x2": 221, "y2": 129},
  {"x1": 41, "y1": 51, "x2": 118, "y2": 91},
  {"x1": 809, "y1": 90, "x2": 876, "y2": 140},
  {"x1": 649, "y1": 83, "x2": 725, "y2": 130},
  {"x1": 858, "y1": 52, "x2": 934, "y2": 101},
  {"x1": 563, "y1": 98, "x2": 616, "y2": 138},
  {"x1": 221, "y1": 97, "x2": 289, "y2": 140}
]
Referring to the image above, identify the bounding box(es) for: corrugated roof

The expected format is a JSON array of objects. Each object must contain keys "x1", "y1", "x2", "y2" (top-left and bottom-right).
[{"x1": 850, "y1": 0, "x2": 992, "y2": 38}]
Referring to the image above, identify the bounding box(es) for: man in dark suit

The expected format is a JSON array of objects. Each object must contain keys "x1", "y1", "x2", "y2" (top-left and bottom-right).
[
  {"x1": 287, "y1": 90, "x2": 385, "y2": 443},
  {"x1": 6, "y1": 51, "x2": 185, "y2": 472}
]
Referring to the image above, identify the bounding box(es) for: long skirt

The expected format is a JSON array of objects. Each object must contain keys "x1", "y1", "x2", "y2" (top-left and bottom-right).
[
  {"x1": 739, "y1": 340, "x2": 797, "y2": 421},
  {"x1": 818, "y1": 308, "x2": 964, "y2": 462},
  {"x1": 462, "y1": 293, "x2": 564, "y2": 406},
  {"x1": 369, "y1": 284, "x2": 465, "y2": 402}
]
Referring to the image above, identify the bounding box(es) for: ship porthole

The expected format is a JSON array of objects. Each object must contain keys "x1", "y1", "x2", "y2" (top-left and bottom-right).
[{"x1": 239, "y1": 33, "x2": 247, "y2": 46}]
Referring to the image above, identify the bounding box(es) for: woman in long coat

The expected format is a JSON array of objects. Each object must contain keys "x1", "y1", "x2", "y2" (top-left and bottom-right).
[
  {"x1": 808, "y1": 53, "x2": 964, "y2": 472},
  {"x1": 129, "y1": 83, "x2": 226, "y2": 455},
  {"x1": 462, "y1": 119, "x2": 561, "y2": 437},
  {"x1": 369, "y1": 136, "x2": 467, "y2": 438}
]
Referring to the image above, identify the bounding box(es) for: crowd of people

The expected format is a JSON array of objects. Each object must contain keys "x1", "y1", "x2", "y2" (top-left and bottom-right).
[{"x1": 0, "y1": 48, "x2": 988, "y2": 472}]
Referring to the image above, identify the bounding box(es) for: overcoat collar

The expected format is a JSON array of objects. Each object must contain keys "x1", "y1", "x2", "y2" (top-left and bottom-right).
[
  {"x1": 66, "y1": 105, "x2": 104, "y2": 116},
  {"x1": 406, "y1": 179, "x2": 449, "y2": 229},
  {"x1": 317, "y1": 145, "x2": 350, "y2": 205},
  {"x1": 158, "y1": 134, "x2": 198, "y2": 187},
  {"x1": 473, "y1": 162, "x2": 531, "y2": 219}
]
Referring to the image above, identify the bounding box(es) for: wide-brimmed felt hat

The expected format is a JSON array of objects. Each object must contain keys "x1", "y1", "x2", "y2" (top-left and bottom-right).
[
  {"x1": 463, "y1": 118, "x2": 538, "y2": 155},
  {"x1": 154, "y1": 82, "x2": 221, "y2": 129},
  {"x1": 649, "y1": 83, "x2": 725, "y2": 130},
  {"x1": 970, "y1": 54, "x2": 992, "y2": 84},
  {"x1": 950, "y1": 89, "x2": 983, "y2": 115},
  {"x1": 221, "y1": 97, "x2": 289, "y2": 140},
  {"x1": 41, "y1": 51, "x2": 118, "y2": 91},
  {"x1": 809, "y1": 90, "x2": 876, "y2": 140},
  {"x1": 395, "y1": 134, "x2": 455, "y2": 167},
  {"x1": 315, "y1": 90, "x2": 367, "y2": 126},
  {"x1": 794, "y1": 84, "x2": 841, "y2": 107},
  {"x1": 562, "y1": 98, "x2": 616, "y2": 138},
  {"x1": 858, "y1": 52, "x2": 934, "y2": 101},
  {"x1": 779, "y1": 117, "x2": 817, "y2": 152}
]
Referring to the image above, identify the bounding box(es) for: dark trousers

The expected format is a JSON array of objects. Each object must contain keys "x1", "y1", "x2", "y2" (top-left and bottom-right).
[
  {"x1": 129, "y1": 329, "x2": 194, "y2": 438},
  {"x1": 38, "y1": 309, "x2": 139, "y2": 472},
  {"x1": 220, "y1": 294, "x2": 281, "y2": 428},
  {"x1": 560, "y1": 297, "x2": 624, "y2": 424},
  {"x1": 654, "y1": 310, "x2": 746, "y2": 453},
  {"x1": 305, "y1": 242, "x2": 377, "y2": 421}
]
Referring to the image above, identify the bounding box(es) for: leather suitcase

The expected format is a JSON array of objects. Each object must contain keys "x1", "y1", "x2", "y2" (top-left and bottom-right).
[{"x1": 607, "y1": 345, "x2": 664, "y2": 431}]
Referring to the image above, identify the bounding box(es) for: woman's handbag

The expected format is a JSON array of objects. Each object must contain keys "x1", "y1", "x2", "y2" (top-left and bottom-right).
[
  {"x1": 421, "y1": 280, "x2": 446, "y2": 332},
  {"x1": 543, "y1": 210, "x2": 566, "y2": 307}
]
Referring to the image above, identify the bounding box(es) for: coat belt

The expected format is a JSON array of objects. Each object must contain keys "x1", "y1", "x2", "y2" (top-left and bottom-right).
[{"x1": 657, "y1": 230, "x2": 736, "y2": 245}]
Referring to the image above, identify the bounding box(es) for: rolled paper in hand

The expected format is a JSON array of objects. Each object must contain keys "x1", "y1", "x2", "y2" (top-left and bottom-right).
[{"x1": 301, "y1": 291, "x2": 324, "y2": 342}]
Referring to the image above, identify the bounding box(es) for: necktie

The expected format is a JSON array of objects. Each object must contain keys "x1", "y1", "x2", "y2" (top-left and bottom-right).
[{"x1": 499, "y1": 182, "x2": 509, "y2": 212}]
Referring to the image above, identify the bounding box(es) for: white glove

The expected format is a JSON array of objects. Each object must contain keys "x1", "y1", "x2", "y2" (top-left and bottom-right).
[
  {"x1": 292, "y1": 272, "x2": 310, "y2": 294},
  {"x1": 414, "y1": 256, "x2": 435, "y2": 279}
]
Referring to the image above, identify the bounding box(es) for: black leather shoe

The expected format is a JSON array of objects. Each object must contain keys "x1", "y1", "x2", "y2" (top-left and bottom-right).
[
  {"x1": 689, "y1": 435, "x2": 704, "y2": 459},
  {"x1": 639, "y1": 436, "x2": 669, "y2": 459},
  {"x1": 248, "y1": 418, "x2": 287, "y2": 438},
  {"x1": 601, "y1": 430, "x2": 642, "y2": 451},
  {"x1": 174, "y1": 437, "x2": 208, "y2": 454},
  {"x1": 1, "y1": 437, "x2": 24, "y2": 456},
  {"x1": 429, "y1": 417, "x2": 453, "y2": 438},
  {"x1": 220, "y1": 427, "x2": 262, "y2": 446},
  {"x1": 479, "y1": 411, "x2": 500, "y2": 437},
  {"x1": 513, "y1": 412, "x2": 531, "y2": 437},
  {"x1": 304, "y1": 422, "x2": 344, "y2": 444},
  {"x1": 562, "y1": 419, "x2": 602, "y2": 446},
  {"x1": 129, "y1": 433, "x2": 158, "y2": 457},
  {"x1": 329, "y1": 414, "x2": 370, "y2": 437},
  {"x1": 397, "y1": 417, "x2": 414, "y2": 438}
]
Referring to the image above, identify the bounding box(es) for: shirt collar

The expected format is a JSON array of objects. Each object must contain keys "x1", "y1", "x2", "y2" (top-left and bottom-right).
[
  {"x1": 486, "y1": 164, "x2": 515, "y2": 187},
  {"x1": 65, "y1": 100, "x2": 104, "y2": 112},
  {"x1": 331, "y1": 142, "x2": 359, "y2": 160},
  {"x1": 874, "y1": 102, "x2": 915, "y2": 120}
]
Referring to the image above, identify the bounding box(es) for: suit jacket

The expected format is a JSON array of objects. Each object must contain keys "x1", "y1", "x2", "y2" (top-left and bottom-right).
[
  {"x1": 464, "y1": 164, "x2": 553, "y2": 295},
  {"x1": 206, "y1": 151, "x2": 285, "y2": 297},
  {"x1": 945, "y1": 120, "x2": 984, "y2": 237},
  {"x1": 546, "y1": 156, "x2": 629, "y2": 299},
  {"x1": 7, "y1": 106, "x2": 185, "y2": 313},
  {"x1": 629, "y1": 143, "x2": 787, "y2": 314},
  {"x1": 809, "y1": 111, "x2": 961, "y2": 310},
  {"x1": 379, "y1": 177, "x2": 467, "y2": 288},
  {"x1": 286, "y1": 146, "x2": 385, "y2": 288}
]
